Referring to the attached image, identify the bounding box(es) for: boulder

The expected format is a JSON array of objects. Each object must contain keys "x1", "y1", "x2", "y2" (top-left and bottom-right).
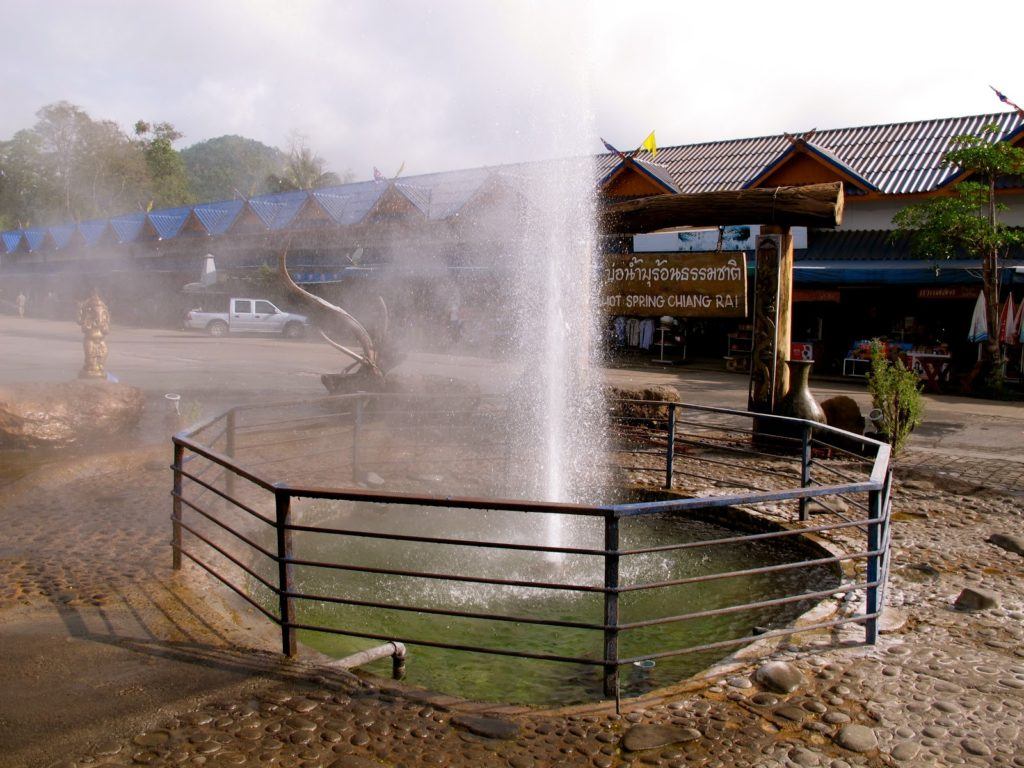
[
  {"x1": 755, "y1": 661, "x2": 803, "y2": 694},
  {"x1": 820, "y1": 396, "x2": 865, "y2": 435},
  {"x1": 954, "y1": 587, "x2": 1000, "y2": 611},
  {"x1": 0, "y1": 381, "x2": 144, "y2": 449},
  {"x1": 987, "y1": 533, "x2": 1024, "y2": 558}
]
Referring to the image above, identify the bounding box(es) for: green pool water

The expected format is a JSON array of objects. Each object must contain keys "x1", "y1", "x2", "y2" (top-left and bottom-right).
[{"x1": 253, "y1": 500, "x2": 837, "y2": 706}]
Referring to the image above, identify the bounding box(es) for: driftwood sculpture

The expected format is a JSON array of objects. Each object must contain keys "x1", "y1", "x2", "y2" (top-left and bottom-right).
[{"x1": 278, "y1": 246, "x2": 399, "y2": 393}]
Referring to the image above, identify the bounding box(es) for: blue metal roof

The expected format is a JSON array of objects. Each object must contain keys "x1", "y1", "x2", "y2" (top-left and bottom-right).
[
  {"x1": 247, "y1": 190, "x2": 310, "y2": 230},
  {"x1": 78, "y1": 220, "x2": 110, "y2": 246},
  {"x1": 312, "y1": 181, "x2": 387, "y2": 225},
  {"x1": 192, "y1": 199, "x2": 245, "y2": 235},
  {"x1": 109, "y1": 212, "x2": 148, "y2": 243},
  {"x1": 48, "y1": 223, "x2": 78, "y2": 249},
  {"x1": 2, "y1": 230, "x2": 22, "y2": 253},
  {"x1": 22, "y1": 227, "x2": 51, "y2": 252},
  {"x1": 148, "y1": 205, "x2": 193, "y2": 239},
  {"x1": 391, "y1": 167, "x2": 491, "y2": 220}
]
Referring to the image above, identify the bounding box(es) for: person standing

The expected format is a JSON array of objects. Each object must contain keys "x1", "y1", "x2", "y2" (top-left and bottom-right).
[{"x1": 16, "y1": 291, "x2": 26, "y2": 318}]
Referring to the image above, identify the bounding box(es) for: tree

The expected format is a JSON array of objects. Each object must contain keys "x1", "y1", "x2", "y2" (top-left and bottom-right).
[
  {"x1": 180, "y1": 135, "x2": 287, "y2": 201},
  {"x1": 265, "y1": 136, "x2": 350, "y2": 192},
  {"x1": 134, "y1": 120, "x2": 192, "y2": 208},
  {"x1": 893, "y1": 125, "x2": 1024, "y2": 381}
]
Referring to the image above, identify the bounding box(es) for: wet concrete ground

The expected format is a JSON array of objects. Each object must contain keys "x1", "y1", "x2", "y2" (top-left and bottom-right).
[{"x1": 1, "y1": 316, "x2": 1023, "y2": 767}]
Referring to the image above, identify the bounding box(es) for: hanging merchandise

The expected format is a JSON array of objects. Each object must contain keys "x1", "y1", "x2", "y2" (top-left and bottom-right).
[{"x1": 1000, "y1": 293, "x2": 1020, "y2": 345}]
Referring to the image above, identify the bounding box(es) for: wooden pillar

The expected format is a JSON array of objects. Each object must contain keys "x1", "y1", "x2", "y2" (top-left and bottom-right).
[{"x1": 747, "y1": 225, "x2": 794, "y2": 414}]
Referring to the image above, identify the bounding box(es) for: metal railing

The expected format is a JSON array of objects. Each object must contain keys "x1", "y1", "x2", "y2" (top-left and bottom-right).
[{"x1": 171, "y1": 394, "x2": 892, "y2": 703}]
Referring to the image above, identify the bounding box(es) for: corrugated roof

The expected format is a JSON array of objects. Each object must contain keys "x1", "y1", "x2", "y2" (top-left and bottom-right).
[
  {"x1": 78, "y1": 220, "x2": 110, "y2": 246},
  {"x1": 312, "y1": 181, "x2": 388, "y2": 225},
  {"x1": 109, "y1": 212, "x2": 148, "y2": 243},
  {"x1": 247, "y1": 190, "x2": 310, "y2": 230},
  {"x1": 148, "y1": 205, "x2": 193, "y2": 239},
  {"x1": 22, "y1": 227, "x2": 51, "y2": 251},
  {"x1": 798, "y1": 228, "x2": 1024, "y2": 261},
  {"x1": 2, "y1": 230, "x2": 22, "y2": 253},
  {"x1": 193, "y1": 199, "x2": 245, "y2": 235},
  {"x1": 392, "y1": 167, "x2": 491, "y2": 219},
  {"x1": 596, "y1": 111, "x2": 1024, "y2": 194},
  {"x1": 48, "y1": 223, "x2": 78, "y2": 249}
]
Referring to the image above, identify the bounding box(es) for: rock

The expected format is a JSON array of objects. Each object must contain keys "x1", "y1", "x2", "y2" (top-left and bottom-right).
[
  {"x1": 774, "y1": 705, "x2": 808, "y2": 722},
  {"x1": 806, "y1": 497, "x2": 850, "y2": 516},
  {"x1": 835, "y1": 725, "x2": 877, "y2": 753},
  {"x1": 0, "y1": 381, "x2": 144, "y2": 448},
  {"x1": 890, "y1": 741, "x2": 920, "y2": 761},
  {"x1": 820, "y1": 396, "x2": 865, "y2": 435},
  {"x1": 954, "y1": 587, "x2": 1000, "y2": 611},
  {"x1": 988, "y1": 533, "x2": 1024, "y2": 557},
  {"x1": 621, "y1": 724, "x2": 700, "y2": 752},
  {"x1": 878, "y1": 607, "x2": 908, "y2": 634},
  {"x1": 756, "y1": 661, "x2": 803, "y2": 694},
  {"x1": 961, "y1": 738, "x2": 990, "y2": 756},
  {"x1": 361, "y1": 471, "x2": 386, "y2": 488},
  {"x1": 450, "y1": 714, "x2": 518, "y2": 740}
]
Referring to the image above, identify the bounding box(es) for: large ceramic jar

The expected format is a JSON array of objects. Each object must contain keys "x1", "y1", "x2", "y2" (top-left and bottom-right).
[{"x1": 776, "y1": 360, "x2": 827, "y2": 424}]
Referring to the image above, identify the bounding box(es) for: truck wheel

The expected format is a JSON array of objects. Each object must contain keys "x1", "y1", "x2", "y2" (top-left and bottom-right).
[
  {"x1": 207, "y1": 320, "x2": 228, "y2": 337},
  {"x1": 284, "y1": 322, "x2": 305, "y2": 339}
]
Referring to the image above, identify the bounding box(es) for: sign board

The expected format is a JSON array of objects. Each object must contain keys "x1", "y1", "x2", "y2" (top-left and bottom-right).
[
  {"x1": 916, "y1": 286, "x2": 980, "y2": 301},
  {"x1": 600, "y1": 251, "x2": 748, "y2": 318},
  {"x1": 793, "y1": 288, "x2": 840, "y2": 303}
]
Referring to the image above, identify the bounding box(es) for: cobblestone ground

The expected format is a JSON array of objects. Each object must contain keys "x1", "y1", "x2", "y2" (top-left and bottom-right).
[{"x1": 2, "y1": 442, "x2": 1022, "y2": 768}]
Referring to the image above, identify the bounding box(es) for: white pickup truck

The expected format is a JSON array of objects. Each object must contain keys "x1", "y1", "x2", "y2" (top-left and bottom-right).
[{"x1": 186, "y1": 298, "x2": 311, "y2": 338}]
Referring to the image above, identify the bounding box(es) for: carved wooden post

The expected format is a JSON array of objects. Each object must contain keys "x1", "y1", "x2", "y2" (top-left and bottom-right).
[{"x1": 748, "y1": 226, "x2": 794, "y2": 420}]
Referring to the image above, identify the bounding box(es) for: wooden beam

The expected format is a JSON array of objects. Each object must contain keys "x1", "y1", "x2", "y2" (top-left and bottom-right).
[{"x1": 599, "y1": 182, "x2": 844, "y2": 233}]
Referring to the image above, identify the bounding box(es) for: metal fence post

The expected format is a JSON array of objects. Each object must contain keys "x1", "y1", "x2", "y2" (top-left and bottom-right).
[
  {"x1": 275, "y1": 487, "x2": 297, "y2": 657},
  {"x1": 865, "y1": 486, "x2": 881, "y2": 644},
  {"x1": 799, "y1": 421, "x2": 812, "y2": 521},
  {"x1": 172, "y1": 441, "x2": 183, "y2": 570},
  {"x1": 664, "y1": 403, "x2": 677, "y2": 490},
  {"x1": 225, "y1": 409, "x2": 237, "y2": 499},
  {"x1": 352, "y1": 396, "x2": 364, "y2": 483},
  {"x1": 603, "y1": 513, "x2": 620, "y2": 703}
]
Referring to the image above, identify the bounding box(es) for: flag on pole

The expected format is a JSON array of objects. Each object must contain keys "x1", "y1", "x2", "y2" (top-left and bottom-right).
[
  {"x1": 373, "y1": 167, "x2": 386, "y2": 182},
  {"x1": 145, "y1": 200, "x2": 154, "y2": 212},
  {"x1": 600, "y1": 137, "x2": 629, "y2": 162},
  {"x1": 639, "y1": 130, "x2": 657, "y2": 159},
  {"x1": 393, "y1": 161, "x2": 405, "y2": 179},
  {"x1": 968, "y1": 291, "x2": 989, "y2": 343},
  {"x1": 990, "y1": 86, "x2": 1024, "y2": 119}
]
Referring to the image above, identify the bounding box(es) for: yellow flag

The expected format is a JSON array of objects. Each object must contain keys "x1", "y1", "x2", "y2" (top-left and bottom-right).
[
  {"x1": 640, "y1": 130, "x2": 657, "y2": 159},
  {"x1": 146, "y1": 200, "x2": 154, "y2": 212}
]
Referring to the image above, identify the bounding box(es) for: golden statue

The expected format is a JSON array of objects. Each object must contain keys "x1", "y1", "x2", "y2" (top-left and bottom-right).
[{"x1": 77, "y1": 289, "x2": 110, "y2": 379}]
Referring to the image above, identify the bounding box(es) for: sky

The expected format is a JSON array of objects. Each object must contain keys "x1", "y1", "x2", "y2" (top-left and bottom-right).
[{"x1": 3, "y1": 0, "x2": 1023, "y2": 182}]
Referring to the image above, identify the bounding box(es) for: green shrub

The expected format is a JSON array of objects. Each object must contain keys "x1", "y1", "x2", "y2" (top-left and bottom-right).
[{"x1": 866, "y1": 341, "x2": 924, "y2": 457}]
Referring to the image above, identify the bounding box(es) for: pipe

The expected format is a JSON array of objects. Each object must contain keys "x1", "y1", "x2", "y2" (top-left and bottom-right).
[{"x1": 330, "y1": 641, "x2": 407, "y2": 680}]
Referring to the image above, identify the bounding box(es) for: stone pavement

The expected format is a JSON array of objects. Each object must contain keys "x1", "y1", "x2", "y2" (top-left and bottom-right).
[{"x1": 2, "y1": 420, "x2": 1023, "y2": 767}]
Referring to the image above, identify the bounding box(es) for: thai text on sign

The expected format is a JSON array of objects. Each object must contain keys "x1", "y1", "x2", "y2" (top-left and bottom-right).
[{"x1": 600, "y1": 252, "x2": 748, "y2": 317}]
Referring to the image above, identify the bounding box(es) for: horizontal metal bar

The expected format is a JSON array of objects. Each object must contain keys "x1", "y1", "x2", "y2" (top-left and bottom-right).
[
  {"x1": 233, "y1": 424, "x2": 354, "y2": 451},
  {"x1": 241, "y1": 445, "x2": 347, "y2": 469},
  {"x1": 282, "y1": 484, "x2": 612, "y2": 517},
  {"x1": 285, "y1": 556, "x2": 609, "y2": 593},
  {"x1": 617, "y1": 611, "x2": 880, "y2": 666},
  {"x1": 672, "y1": 436, "x2": 805, "y2": 473},
  {"x1": 174, "y1": 546, "x2": 280, "y2": 624},
  {"x1": 612, "y1": 480, "x2": 881, "y2": 517},
  {"x1": 807, "y1": 460, "x2": 865, "y2": 483},
  {"x1": 283, "y1": 521, "x2": 608, "y2": 556},
  {"x1": 287, "y1": 621, "x2": 606, "y2": 666},
  {"x1": 176, "y1": 466, "x2": 275, "y2": 526},
  {"x1": 618, "y1": 580, "x2": 877, "y2": 630},
  {"x1": 172, "y1": 492, "x2": 278, "y2": 560},
  {"x1": 286, "y1": 590, "x2": 605, "y2": 630},
  {"x1": 174, "y1": 436, "x2": 276, "y2": 491},
  {"x1": 177, "y1": 518, "x2": 279, "y2": 592},
  {"x1": 809, "y1": 438, "x2": 875, "y2": 463},
  {"x1": 617, "y1": 549, "x2": 877, "y2": 593},
  {"x1": 234, "y1": 410, "x2": 353, "y2": 432},
  {"x1": 617, "y1": 516, "x2": 874, "y2": 556}
]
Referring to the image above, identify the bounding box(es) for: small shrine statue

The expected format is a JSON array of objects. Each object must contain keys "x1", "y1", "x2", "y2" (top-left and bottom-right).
[{"x1": 77, "y1": 289, "x2": 110, "y2": 379}]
